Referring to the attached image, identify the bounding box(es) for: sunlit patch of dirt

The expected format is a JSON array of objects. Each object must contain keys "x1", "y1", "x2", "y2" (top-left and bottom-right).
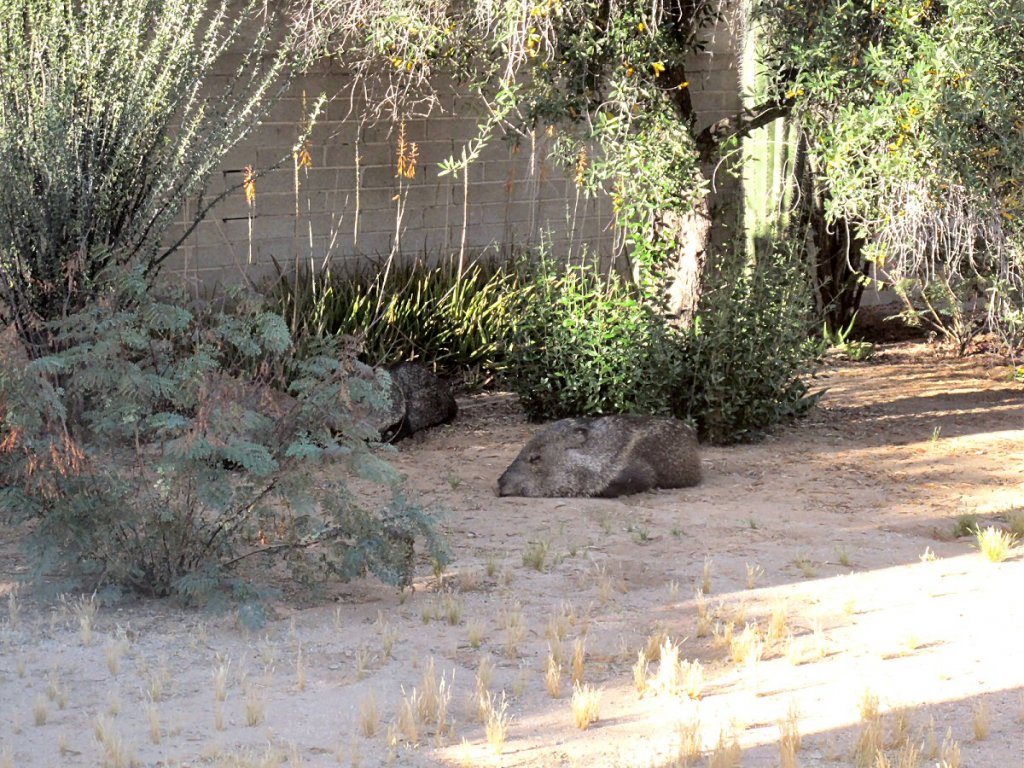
[{"x1": 1, "y1": 342, "x2": 1021, "y2": 767}]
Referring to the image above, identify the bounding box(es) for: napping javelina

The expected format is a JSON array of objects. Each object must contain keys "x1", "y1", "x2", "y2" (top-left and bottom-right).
[
  {"x1": 497, "y1": 415, "x2": 701, "y2": 498},
  {"x1": 376, "y1": 362, "x2": 458, "y2": 441}
]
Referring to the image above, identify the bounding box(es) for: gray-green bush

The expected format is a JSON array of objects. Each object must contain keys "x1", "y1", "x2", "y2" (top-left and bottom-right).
[{"x1": 0, "y1": 268, "x2": 446, "y2": 611}]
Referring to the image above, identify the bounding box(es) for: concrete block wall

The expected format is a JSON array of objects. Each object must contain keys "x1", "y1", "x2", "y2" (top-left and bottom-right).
[
  {"x1": 687, "y1": 18, "x2": 746, "y2": 244},
  {"x1": 169, "y1": 18, "x2": 744, "y2": 289}
]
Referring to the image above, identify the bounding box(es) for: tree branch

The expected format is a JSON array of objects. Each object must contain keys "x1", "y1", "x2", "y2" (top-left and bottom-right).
[{"x1": 695, "y1": 99, "x2": 794, "y2": 163}]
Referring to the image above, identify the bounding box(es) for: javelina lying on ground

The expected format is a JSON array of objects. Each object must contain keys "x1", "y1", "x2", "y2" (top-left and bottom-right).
[
  {"x1": 497, "y1": 414, "x2": 701, "y2": 498},
  {"x1": 375, "y1": 362, "x2": 458, "y2": 441}
]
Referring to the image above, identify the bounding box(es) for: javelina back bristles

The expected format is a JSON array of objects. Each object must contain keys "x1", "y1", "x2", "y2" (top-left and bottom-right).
[{"x1": 497, "y1": 415, "x2": 701, "y2": 498}]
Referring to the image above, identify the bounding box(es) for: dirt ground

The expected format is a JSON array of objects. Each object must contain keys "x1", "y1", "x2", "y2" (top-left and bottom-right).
[{"x1": 1, "y1": 342, "x2": 1023, "y2": 768}]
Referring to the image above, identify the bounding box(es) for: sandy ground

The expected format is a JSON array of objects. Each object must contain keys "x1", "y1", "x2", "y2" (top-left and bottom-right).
[{"x1": 1, "y1": 342, "x2": 1023, "y2": 768}]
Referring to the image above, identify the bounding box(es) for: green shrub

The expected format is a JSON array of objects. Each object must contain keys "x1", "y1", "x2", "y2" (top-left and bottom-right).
[
  {"x1": 0, "y1": 268, "x2": 446, "y2": 613},
  {"x1": 272, "y1": 254, "x2": 525, "y2": 386},
  {"x1": 504, "y1": 245, "x2": 821, "y2": 443},
  {"x1": 671, "y1": 244, "x2": 823, "y2": 443},
  {"x1": 0, "y1": 0, "x2": 293, "y2": 354},
  {"x1": 504, "y1": 256, "x2": 680, "y2": 420}
]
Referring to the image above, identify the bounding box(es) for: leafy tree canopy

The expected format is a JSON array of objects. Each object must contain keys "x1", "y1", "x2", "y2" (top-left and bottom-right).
[
  {"x1": 291, "y1": 0, "x2": 739, "y2": 283},
  {"x1": 753, "y1": 0, "x2": 1024, "y2": 321}
]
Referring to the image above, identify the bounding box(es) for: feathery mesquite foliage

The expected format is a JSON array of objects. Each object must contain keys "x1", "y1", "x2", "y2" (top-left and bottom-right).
[
  {"x1": 0, "y1": 0, "x2": 295, "y2": 355},
  {"x1": 0, "y1": 268, "x2": 446, "y2": 610}
]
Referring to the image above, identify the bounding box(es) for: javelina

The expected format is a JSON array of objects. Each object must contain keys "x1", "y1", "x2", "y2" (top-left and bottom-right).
[
  {"x1": 376, "y1": 362, "x2": 458, "y2": 441},
  {"x1": 497, "y1": 415, "x2": 701, "y2": 498}
]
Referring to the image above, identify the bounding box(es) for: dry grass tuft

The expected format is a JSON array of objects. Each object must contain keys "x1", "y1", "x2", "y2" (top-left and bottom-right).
[
  {"x1": 853, "y1": 690, "x2": 884, "y2": 767},
  {"x1": 359, "y1": 692, "x2": 379, "y2": 738},
  {"x1": 707, "y1": 726, "x2": 741, "y2": 768},
  {"x1": 767, "y1": 601, "x2": 789, "y2": 647},
  {"x1": 93, "y1": 715, "x2": 134, "y2": 768},
  {"x1": 570, "y1": 683, "x2": 600, "y2": 730},
  {"x1": 971, "y1": 699, "x2": 990, "y2": 740},
  {"x1": 673, "y1": 716, "x2": 702, "y2": 766},
  {"x1": 398, "y1": 688, "x2": 420, "y2": 745},
  {"x1": 416, "y1": 657, "x2": 452, "y2": 735},
  {"x1": 375, "y1": 610, "x2": 399, "y2": 659},
  {"x1": 441, "y1": 592, "x2": 464, "y2": 626},
  {"x1": 939, "y1": 727, "x2": 961, "y2": 768},
  {"x1": 64, "y1": 593, "x2": 99, "y2": 646},
  {"x1": 729, "y1": 623, "x2": 764, "y2": 666},
  {"x1": 745, "y1": 563, "x2": 764, "y2": 590},
  {"x1": 693, "y1": 589, "x2": 711, "y2": 637},
  {"x1": 975, "y1": 526, "x2": 1016, "y2": 562},
  {"x1": 476, "y1": 654, "x2": 494, "y2": 697},
  {"x1": 105, "y1": 628, "x2": 130, "y2": 677},
  {"x1": 571, "y1": 636, "x2": 586, "y2": 685},
  {"x1": 500, "y1": 601, "x2": 525, "y2": 657},
  {"x1": 668, "y1": 579, "x2": 681, "y2": 602},
  {"x1": 481, "y1": 691, "x2": 511, "y2": 754},
  {"x1": 546, "y1": 608, "x2": 570, "y2": 645},
  {"x1": 632, "y1": 649, "x2": 649, "y2": 695},
  {"x1": 546, "y1": 650, "x2": 563, "y2": 699},
  {"x1": 146, "y1": 699, "x2": 161, "y2": 745},
  {"x1": 521, "y1": 539, "x2": 550, "y2": 571},
  {"x1": 701, "y1": 556, "x2": 714, "y2": 594},
  {"x1": 244, "y1": 682, "x2": 266, "y2": 727},
  {"x1": 295, "y1": 643, "x2": 306, "y2": 692},
  {"x1": 644, "y1": 625, "x2": 669, "y2": 662},
  {"x1": 32, "y1": 694, "x2": 48, "y2": 726},
  {"x1": 5, "y1": 586, "x2": 18, "y2": 630},
  {"x1": 779, "y1": 702, "x2": 801, "y2": 768},
  {"x1": 213, "y1": 655, "x2": 230, "y2": 703},
  {"x1": 651, "y1": 637, "x2": 703, "y2": 699},
  {"x1": 466, "y1": 617, "x2": 487, "y2": 649}
]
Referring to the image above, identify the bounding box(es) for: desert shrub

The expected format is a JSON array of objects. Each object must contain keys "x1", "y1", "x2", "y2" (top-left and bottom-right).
[
  {"x1": 0, "y1": 0, "x2": 295, "y2": 355},
  {"x1": 671, "y1": 244, "x2": 822, "y2": 443},
  {"x1": 504, "y1": 256, "x2": 680, "y2": 421},
  {"x1": 755, "y1": 0, "x2": 1024, "y2": 355},
  {"x1": 504, "y1": 246, "x2": 821, "y2": 443},
  {"x1": 272, "y1": 254, "x2": 526, "y2": 386},
  {"x1": 0, "y1": 268, "x2": 446, "y2": 612},
  {"x1": 890, "y1": 273, "x2": 990, "y2": 355}
]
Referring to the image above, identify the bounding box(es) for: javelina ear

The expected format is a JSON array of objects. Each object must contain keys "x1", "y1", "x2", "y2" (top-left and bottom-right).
[{"x1": 567, "y1": 425, "x2": 589, "y2": 446}]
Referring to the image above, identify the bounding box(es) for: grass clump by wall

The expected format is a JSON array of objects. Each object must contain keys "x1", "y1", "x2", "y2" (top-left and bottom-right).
[{"x1": 272, "y1": 254, "x2": 525, "y2": 388}]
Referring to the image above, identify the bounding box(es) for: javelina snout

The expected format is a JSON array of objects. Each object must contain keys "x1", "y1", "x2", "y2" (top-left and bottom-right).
[{"x1": 497, "y1": 414, "x2": 701, "y2": 498}]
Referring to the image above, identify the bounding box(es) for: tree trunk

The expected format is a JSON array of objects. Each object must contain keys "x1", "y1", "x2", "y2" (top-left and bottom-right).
[{"x1": 659, "y1": 195, "x2": 713, "y2": 323}]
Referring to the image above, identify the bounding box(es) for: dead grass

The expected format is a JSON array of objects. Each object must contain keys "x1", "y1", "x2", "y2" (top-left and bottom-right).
[
  {"x1": 359, "y1": 692, "x2": 379, "y2": 738},
  {"x1": 779, "y1": 702, "x2": 801, "y2": 768},
  {"x1": 482, "y1": 691, "x2": 511, "y2": 754},
  {"x1": 546, "y1": 651, "x2": 563, "y2": 699},
  {"x1": 570, "y1": 683, "x2": 600, "y2": 730}
]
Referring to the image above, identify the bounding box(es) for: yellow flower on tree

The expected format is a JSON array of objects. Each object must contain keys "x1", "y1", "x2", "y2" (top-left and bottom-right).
[
  {"x1": 652, "y1": 61, "x2": 665, "y2": 76},
  {"x1": 242, "y1": 165, "x2": 256, "y2": 206}
]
